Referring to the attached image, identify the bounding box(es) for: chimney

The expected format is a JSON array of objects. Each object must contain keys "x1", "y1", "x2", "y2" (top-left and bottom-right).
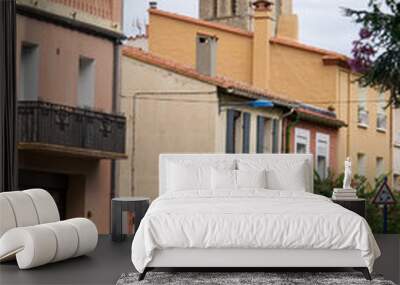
[
  {"x1": 276, "y1": 0, "x2": 299, "y2": 40},
  {"x1": 196, "y1": 34, "x2": 218, "y2": 77},
  {"x1": 252, "y1": 0, "x2": 274, "y2": 90},
  {"x1": 149, "y1": 1, "x2": 157, "y2": 9}
]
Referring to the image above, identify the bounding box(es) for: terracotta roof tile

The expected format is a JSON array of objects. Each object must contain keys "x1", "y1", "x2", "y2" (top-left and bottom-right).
[
  {"x1": 149, "y1": 8, "x2": 253, "y2": 38},
  {"x1": 122, "y1": 46, "x2": 345, "y2": 127}
]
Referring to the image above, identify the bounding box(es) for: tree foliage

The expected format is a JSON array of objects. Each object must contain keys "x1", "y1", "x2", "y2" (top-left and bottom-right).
[
  {"x1": 314, "y1": 171, "x2": 400, "y2": 234},
  {"x1": 344, "y1": 0, "x2": 400, "y2": 107}
]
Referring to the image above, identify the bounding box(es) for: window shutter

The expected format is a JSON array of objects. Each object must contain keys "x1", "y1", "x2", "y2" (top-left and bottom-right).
[
  {"x1": 242, "y1": 112, "x2": 251, "y2": 153},
  {"x1": 272, "y1": 119, "x2": 279, "y2": 153},
  {"x1": 256, "y1": 116, "x2": 265, "y2": 153},
  {"x1": 226, "y1": 110, "x2": 235, "y2": 153}
]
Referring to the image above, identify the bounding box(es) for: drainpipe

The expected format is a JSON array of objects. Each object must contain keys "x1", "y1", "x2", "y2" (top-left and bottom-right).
[{"x1": 110, "y1": 40, "x2": 121, "y2": 200}]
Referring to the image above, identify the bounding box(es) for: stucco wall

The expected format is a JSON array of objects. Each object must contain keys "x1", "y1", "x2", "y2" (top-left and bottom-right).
[
  {"x1": 269, "y1": 44, "x2": 337, "y2": 106},
  {"x1": 344, "y1": 73, "x2": 391, "y2": 184},
  {"x1": 18, "y1": 152, "x2": 111, "y2": 234},
  {"x1": 148, "y1": 11, "x2": 253, "y2": 84},
  {"x1": 16, "y1": 15, "x2": 115, "y2": 234},
  {"x1": 117, "y1": 56, "x2": 219, "y2": 200},
  {"x1": 394, "y1": 108, "x2": 400, "y2": 176},
  {"x1": 16, "y1": 15, "x2": 114, "y2": 112}
]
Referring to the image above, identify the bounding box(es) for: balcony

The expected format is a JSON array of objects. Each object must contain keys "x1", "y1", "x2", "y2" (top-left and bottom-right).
[{"x1": 17, "y1": 100, "x2": 126, "y2": 159}]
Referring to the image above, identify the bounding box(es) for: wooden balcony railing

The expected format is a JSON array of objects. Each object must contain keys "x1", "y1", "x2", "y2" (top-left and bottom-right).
[{"x1": 17, "y1": 100, "x2": 126, "y2": 159}]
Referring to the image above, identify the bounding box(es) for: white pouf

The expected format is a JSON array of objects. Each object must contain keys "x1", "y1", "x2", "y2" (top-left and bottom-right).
[{"x1": 0, "y1": 189, "x2": 98, "y2": 269}]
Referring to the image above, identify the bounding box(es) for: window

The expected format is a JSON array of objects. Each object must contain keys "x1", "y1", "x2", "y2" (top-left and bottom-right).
[
  {"x1": 396, "y1": 131, "x2": 400, "y2": 146},
  {"x1": 196, "y1": 34, "x2": 217, "y2": 76},
  {"x1": 78, "y1": 56, "x2": 95, "y2": 108},
  {"x1": 376, "y1": 157, "x2": 384, "y2": 178},
  {"x1": 213, "y1": 0, "x2": 218, "y2": 18},
  {"x1": 316, "y1": 133, "x2": 330, "y2": 179},
  {"x1": 357, "y1": 153, "x2": 367, "y2": 177},
  {"x1": 357, "y1": 85, "x2": 369, "y2": 127},
  {"x1": 272, "y1": 119, "x2": 280, "y2": 153},
  {"x1": 19, "y1": 43, "x2": 39, "y2": 100},
  {"x1": 231, "y1": 0, "x2": 237, "y2": 15},
  {"x1": 257, "y1": 116, "x2": 272, "y2": 153},
  {"x1": 376, "y1": 92, "x2": 387, "y2": 130},
  {"x1": 294, "y1": 128, "x2": 310, "y2": 154},
  {"x1": 226, "y1": 110, "x2": 241, "y2": 153},
  {"x1": 226, "y1": 110, "x2": 251, "y2": 153}
]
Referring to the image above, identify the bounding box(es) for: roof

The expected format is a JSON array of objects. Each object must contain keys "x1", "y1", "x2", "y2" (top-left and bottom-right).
[
  {"x1": 123, "y1": 46, "x2": 345, "y2": 128},
  {"x1": 149, "y1": 8, "x2": 349, "y2": 68},
  {"x1": 149, "y1": 8, "x2": 253, "y2": 38},
  {"x1": 17, "y1": 3, "x2": 125, "y2": 41},
  {"x1": 270, "y1": 37, "x2": 349, "y2": 67}
]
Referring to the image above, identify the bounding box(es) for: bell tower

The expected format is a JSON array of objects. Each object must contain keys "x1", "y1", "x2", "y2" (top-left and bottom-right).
[
  {"x1": 199, "y1": 0, "x2": 298, "y2": 39},
  {"x1": 199, "y1": 0, "x2": 253, "y2": 31}
]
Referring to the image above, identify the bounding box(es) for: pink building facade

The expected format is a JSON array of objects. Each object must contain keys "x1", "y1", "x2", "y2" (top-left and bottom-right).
[{"x1": 16, "y1": 0, "x2": 125, "y2": 233}]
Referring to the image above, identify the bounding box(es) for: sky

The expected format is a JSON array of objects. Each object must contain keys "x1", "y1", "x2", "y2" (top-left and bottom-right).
[{"x1": 123, "y1": 0, "x2": 370, "y2": 56}]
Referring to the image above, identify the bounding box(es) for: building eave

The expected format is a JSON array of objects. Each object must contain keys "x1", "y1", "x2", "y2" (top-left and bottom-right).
[{"x1": 295, "y1": 110, "x2": 347, "y2": 128}]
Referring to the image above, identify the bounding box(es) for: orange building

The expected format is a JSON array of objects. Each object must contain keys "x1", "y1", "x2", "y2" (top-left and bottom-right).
[{"x1": 145, "y1": 1, "x2": 392, "y2": 184}]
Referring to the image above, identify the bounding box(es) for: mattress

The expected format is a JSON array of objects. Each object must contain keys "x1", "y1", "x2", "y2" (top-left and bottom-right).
[{"x1": 131, "y1": 190, "x2": 380, "y2": 273}]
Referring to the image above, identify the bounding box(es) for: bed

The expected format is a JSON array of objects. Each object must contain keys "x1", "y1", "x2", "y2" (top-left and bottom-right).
[{"x1": 131, "y1": 154, "x2": 380, "y2": 281}]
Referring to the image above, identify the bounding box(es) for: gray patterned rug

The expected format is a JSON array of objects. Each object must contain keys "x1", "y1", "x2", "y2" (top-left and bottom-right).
[{"x1": 116, "y1": 272, "x2": 396, "y2": 285}]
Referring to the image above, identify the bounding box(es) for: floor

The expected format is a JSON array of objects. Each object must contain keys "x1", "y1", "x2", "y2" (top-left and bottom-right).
[
  {"x1": 1, "y1": 235, "x2": 398, "y2": 285},
  {"x1": 0, "y1": 235, "x2": 134, "y2": 285}
]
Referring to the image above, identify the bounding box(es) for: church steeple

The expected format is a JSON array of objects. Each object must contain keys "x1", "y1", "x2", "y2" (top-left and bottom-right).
[{"x1": 199, "y1": 0, "x2": 298, "y2": 40}]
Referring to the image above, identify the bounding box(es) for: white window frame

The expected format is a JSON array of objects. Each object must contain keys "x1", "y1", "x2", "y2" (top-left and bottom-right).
[
  {"x1": 376, "y1": 92, "x2": 387, "y2": 131},
  {"x1": 294, "y1": 128, "x2": 310, "y2": 154},
  {"x1": 315, "y1": 132, "x2": 330, "y2": 177},
  {"x1": 357, "y1": 85, "x2": 369, "y2": 128}
]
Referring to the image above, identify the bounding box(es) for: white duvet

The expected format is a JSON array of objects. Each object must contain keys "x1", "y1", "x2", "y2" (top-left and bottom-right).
[{"x1": 131, "y1": 190, "x2": 380, "y2": 273}]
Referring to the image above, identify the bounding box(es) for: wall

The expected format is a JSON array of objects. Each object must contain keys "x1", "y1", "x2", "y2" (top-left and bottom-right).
[
  {"x1": 17, "y1": 0, "x2": 123, "y2": 32},
  {"x1": 16, "y1": 15, "x2": 115, "y2": 234},
  {"x1": 148, "y1": 11, "x2": 253, "y2": 84},
  {"x1": 394, "y1": 108, "x2": 400, "y2": 189},
  {"x1": 16, "y1": 15, "x2": 114, "y2": 112},
  {"x1": 49, "y1": 0, "x2": 122, "y2": 23},
  {"x1": 343, "y1": 72, "x2": 392, "y2": 184},
  {"x1": 289, "y1": 120, "x2": 338, "y2": 174},
  {"x1": 18, "y1": 152, "x2": 111, "y2": 234},
  {"x1": 199, "y1": 0, "x2": 253, "y2": 31},
  {"x1": 269, "y1": 43, "x2": 337, "y2": 107},
  {"x1": 117, "y1": 56, "x2": 219, "y2": 200}
]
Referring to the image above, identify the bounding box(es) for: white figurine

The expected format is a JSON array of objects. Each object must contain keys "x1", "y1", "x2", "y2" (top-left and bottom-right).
[{"x1": 343, "y1": 157, "x2": 352, "y2": 189}]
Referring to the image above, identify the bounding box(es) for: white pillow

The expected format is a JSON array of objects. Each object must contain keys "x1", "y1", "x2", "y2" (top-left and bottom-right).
[
  {"x1": 167, "y1": 163, "x2": 211, "y2": 191},
  {"x1": 211, "y1": 168, "x2": 236, "y2": 190},
  {"x1": 266, "y1": 168, "x2": 306, "y2": 191},
  {"x1": 166, "y1": 159, "x2": 236, "y2": 192},
  {"x1": 236, "y1": 169, "x2": 267, "y2": 189},
  {"x1": 237, "y1": 158, "x2": 308, "y2": 191}
]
